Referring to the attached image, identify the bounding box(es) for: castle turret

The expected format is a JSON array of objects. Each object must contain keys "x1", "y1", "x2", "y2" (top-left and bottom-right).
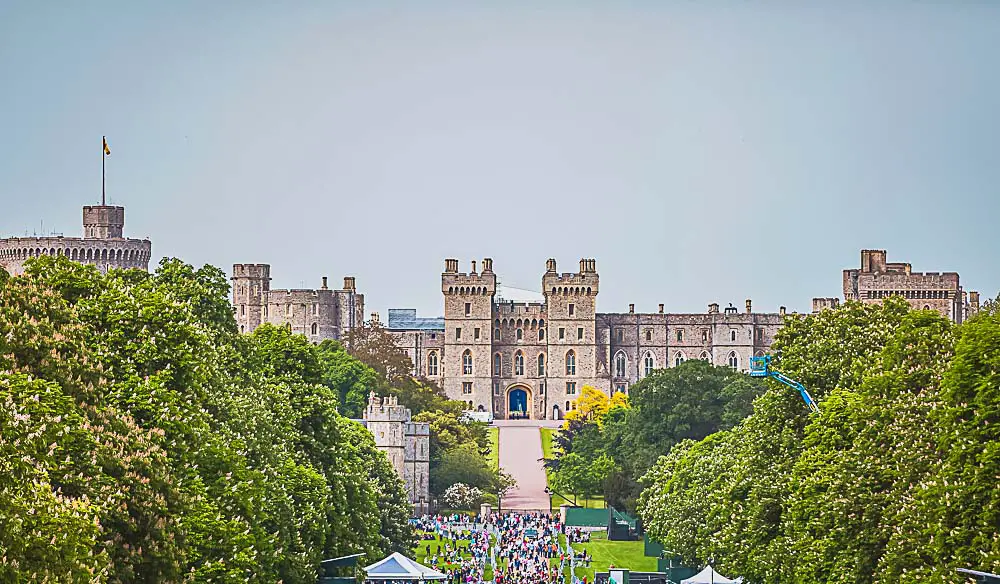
[
  {"x1": 232, "y1": 264, "x2": 271, "y2": 334},
  {"x1": 441, "y1": 258, "x2": 497, "y2": 410},
  {"x1": 83, "y1": 205, "x2": 125, "y2": 239},
  {"x1": 543, "y1": 258, "x2": 599, "y2": 416}
]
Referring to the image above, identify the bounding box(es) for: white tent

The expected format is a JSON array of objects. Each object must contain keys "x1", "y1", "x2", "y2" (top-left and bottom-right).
[
  {"x1": 680, "y1": 565, "x2": 741, "y2": 584},
  {"x1": 363, "y1": 552, "x2": 447, "y2": 581}
]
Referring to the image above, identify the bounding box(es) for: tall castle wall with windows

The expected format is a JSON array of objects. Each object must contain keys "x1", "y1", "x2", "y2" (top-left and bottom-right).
[
  {"x1": 231, "y1": 264, "x2": 364, "y2": 341},
  {"x1": 390, "y1": 258, "x2": 785, "y2": 420},
  {"x1": 361, "y1": 393, "x2": 430, "y2": 515}
]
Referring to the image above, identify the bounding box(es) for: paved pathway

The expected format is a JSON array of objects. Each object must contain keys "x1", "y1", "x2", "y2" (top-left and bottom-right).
[{"x1": 495, "y1": 420, "x2": 560, "y2": 510}]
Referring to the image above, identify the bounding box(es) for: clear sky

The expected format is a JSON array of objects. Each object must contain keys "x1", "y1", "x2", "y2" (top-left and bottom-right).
[{"x1": 1, "y1": 1, "x2": 997, "y2": 317}]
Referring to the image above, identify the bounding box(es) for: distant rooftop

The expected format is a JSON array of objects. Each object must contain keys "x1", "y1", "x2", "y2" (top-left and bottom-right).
[{"x1": 387, "y1": 309, "x2": 445, "y2": 331}]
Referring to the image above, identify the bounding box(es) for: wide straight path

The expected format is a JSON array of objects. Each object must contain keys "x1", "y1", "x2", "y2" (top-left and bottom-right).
[{"x1": 495, "y1": 419, "x2": 560, "y2": 510}]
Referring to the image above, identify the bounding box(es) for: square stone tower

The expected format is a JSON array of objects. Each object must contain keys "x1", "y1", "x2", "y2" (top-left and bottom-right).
[
  {"x1": 542, "y1": 258, "x2": 602, "y2": 418},
  {"x1": 441, "y1": 258, "x2": 496, "y2": 410},
  {"x1": 232, "y1": 264, "x2": 271, "y2": 334}
]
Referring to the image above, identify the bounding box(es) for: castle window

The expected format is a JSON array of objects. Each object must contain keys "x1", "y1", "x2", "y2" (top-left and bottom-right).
[
  {"x1": 539, "y1": 382, "x2": 545, "y2": 395},
  {"x1": 430, "y1": 333, "x2": 436, "y2": 339},
  {"x1": 646, "y1": 329, "x2": 652, "y2": 342},
  {"x1": 463, "y1": 350, "x2": 473, "y2": 375},
  {"x1": 427, "y1": 351, "x2": 438, "y2": 376},
  {"x1": 285, "y1": 304, "x2": 292, "y2": 317},
  {"x1": 565, "y1": 350, "x2": 576, "y2": 375},
  {"x1": 614, "y1": 352, "x2": 627, "y2": 378},
  {"x1": 539, "y1": 328, "x2": 545, "y2": 341},
  {"x1": 516, "y1": 328, "x2": 523, "y2": 341},
  {"x1": 569, "y1": 303, "x2": 575, "y2": 317},
  {"x1": 462, "y1": 382, "x2": 473, "y2": 395},
  {"x1": 559, "y1": 327, "x2": 565, "y2": 340},
  {"x1": 644, "y1": 352, "x2": 656, "y2": 376},
  {"x1": 495, "y1": 328, "x2": 501, "y2": 341},
  {"x1": 617, "y1": 329, "x2": 624, "y2": 343},
  {"x1": 465, "y1": 302, "x2": 471, "y2": 316},
  {"x1": 673, "y1": 352, "x2": 684, "y2": 368},
  {"x1": 615, "y1": 383, "x2": 627, "y2": 394},
  {"x1": 493, "y1": 380, "x2": 501, "y2": 395},
  {"x1": 566, "y1": 382, "x2": 577, "y2": 395},
  {"x1": 538, "y1": 353, "x2": 546, "y2": 376},
  {"x1": 755, "y1": 328, "x2": 763, "y2": 342},
  {"x1": 493, "y1": 353, "x2": 502, "y2": 375},
  {"x1": 240, "y1": 304, "x2": 246, "y2": 316},
  {"x1": 263, "y1": 306, "x2": 268, "y2": 318},
  {"x1": 577, "y1": 327, "x2": 584, "y2": 340},
  {"x1": 313, "y1": 303, "x2": 319, "y2": 316},
  {"x1": 676, "y1": 329, "x2": 684, "y2": 342},
  {"x1": 566, "y1": 401, "x2": 571, "y2": 411},
  {"x1": 514, "y1": 351, "x2": 524, "y2": 375},
  {"x1": 923, "y1": 304, "x2": 930, "y2": 310},
  {"x1": 702, "y1": 330, "x2": 708, "y2": 342},
  {"x1": 730, "y1": 330, "x2": 737, "y2": 342},
  {"x1": 728, "y1": 351, "x2": 739, "y2": 369},
  {"x1": 700, "y1": 351, "x2": 710, "y2": 361},
  {"x1": 240, "y1": 325, "x2": 245, "y2": 333},
  {"x1": 474, "y1": 327, "x2": 481, "y2": 340},
  {"x1": 456, "y1": 328, "x2": 462, "y2": 340},
  {"x1": 311, "y1": 323, "x2": 318, "y2": 335}
]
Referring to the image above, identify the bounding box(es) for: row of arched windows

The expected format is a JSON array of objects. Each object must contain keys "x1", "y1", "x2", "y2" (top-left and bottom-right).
[
  {"x1": 496, "y1": 318, "x2": 545, "y2": 329},
  {"x1": 549, "y1": 286, "x2": 593, "y2": 296},
  {"x1": 0, "y1": 245, "x2": 147, "y2": 262}
]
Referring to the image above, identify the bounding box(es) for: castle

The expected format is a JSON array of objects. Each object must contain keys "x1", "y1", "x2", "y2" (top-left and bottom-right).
[
  {"x1": 359, "y1": 393, "x2": 430, "y2": 514},
  {"x1": 0, "y1": 203, "x2": 152, "y2": 275},
  {"x1": 231, "y1": 264, "x2": 364, "y2": 338},
  {"x1": 811, "y1": 249, "x2": 979, "y2": 323}
]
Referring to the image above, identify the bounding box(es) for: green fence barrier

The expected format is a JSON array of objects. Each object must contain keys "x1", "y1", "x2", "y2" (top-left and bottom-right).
[{"x1": 565, "y1": 507, "x2": 609, "y2": 527}]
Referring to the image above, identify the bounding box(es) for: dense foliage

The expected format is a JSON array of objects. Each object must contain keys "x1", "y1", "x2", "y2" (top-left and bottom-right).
[
  {"x1": 549, "y1": 362, "x2": 764, "y2": 510},
  {"x1": 0, "y1": 256, "x2": 414, "y2": 582},
  {"x1": 639, "y1": 298, "x2": 1000, "y2": 582}
]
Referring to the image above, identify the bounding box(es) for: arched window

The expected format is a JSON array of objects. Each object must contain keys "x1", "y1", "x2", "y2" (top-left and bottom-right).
[
  {"x1": 614, "y1": 352, "x2": 627, "y2": 378},
  {"x1": 495, "y1": 328, "x2": 501, "y2": 341},
  {"x1": 700, "y1": 351, "x2": 710, "y2": 361},
  {"x1": 673, "y1": 352, "x2": 684, "y2": 367},
  {"x1": 730, "y1": 330, "x2": 737, "y2": 342},
  {"x1": 516, "y1": 328, "x2": 523, "y2": 341},
  {"x1": 538, "y1": 328, "x2": 545, "y2": 341},
  {"x1": 923, "y1": 304, "x2": 930, "y2": 310},
  {"x1": 493, "y1": 353, "x2": 502, "y2": 376},
  {"x1": 728, "y1": 351, "x2": 739, "y2": 369},
  {"x1": 537, "y1": 353, "x2": 546, "y2": 376},
  {"x1": 514, "y1": 351, "x2": 524, "y2": 375},
  {"x1": 645, "y1": 352, "x2": 656, "y2": 376},
  {"x1": 565, "y1": 350, "x2": 576, "y2": 376},
  {"x1": 311, "y1": 323, "x2": 318, "y2": 335},
  {"x1": 463, "y1": 350, "x2": 473, "y2": 375},
  {"x1": 427, "y1": 351, "x2": 439, "y2": 376}
]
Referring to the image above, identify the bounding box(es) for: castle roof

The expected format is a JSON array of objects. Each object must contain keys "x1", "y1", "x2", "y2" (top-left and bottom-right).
[{"x1": 387, "y1": 309, "x2": 445, "y2": 331}]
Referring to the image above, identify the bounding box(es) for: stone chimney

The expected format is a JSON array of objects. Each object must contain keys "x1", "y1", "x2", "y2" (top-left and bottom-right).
[
  {"x1": 658, "y1": 303, "x2": 664, "y2": 314},
  {"x1": 628, "y1": 303, "x2": 634, "y2": 314},
  {"x1": 745, "y1": 299, "x2": 752, "y2": 314},
  {"x1": 708, "y1": 303, "x2": 719, "y2": 314},
  {"x1": 445, "y1": 259, "x2": 459, "y2": 273},
  {"x1": 343, "y1": 276, "x2": 356, "y2": 291},
  {"x1": 970, "y1": 291, "x2": 980, "y2": 313},
  {"x1": 321, "y1": 276, "x2": 328, "y2": 290},
  {"x1": 546, "y1": 258, "x2": 557, "y2": 273},
  {"x1": 482, "y1": 258, "x2": 493, "y2": 273},
  {"x1": 470, "y1": 260, "x2": 477, "y2": 275},
  {"x1": 779, "y1": 306, "x2": 787, "y2": 317}
]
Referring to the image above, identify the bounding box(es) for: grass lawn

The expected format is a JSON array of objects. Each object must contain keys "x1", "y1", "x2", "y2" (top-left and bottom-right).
[
  {"x1": 488, "y1": 426, "x2": 499, "y2": 470},
  {"x1": 540, "y1": 428, "x2": 606, "y2": 511},
  {"x1": 561, "y1": 531, "x2": 656, "y2": 583}
]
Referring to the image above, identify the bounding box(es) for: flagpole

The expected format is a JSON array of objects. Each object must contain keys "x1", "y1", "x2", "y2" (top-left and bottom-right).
[{"x1": 102, "y1": 136, "x2": 106, "y2": 206}]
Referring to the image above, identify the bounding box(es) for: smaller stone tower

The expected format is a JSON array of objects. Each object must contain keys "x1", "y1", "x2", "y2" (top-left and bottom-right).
[{"x1": 232, "y1": 264, "x2": 271, "y2": 333}]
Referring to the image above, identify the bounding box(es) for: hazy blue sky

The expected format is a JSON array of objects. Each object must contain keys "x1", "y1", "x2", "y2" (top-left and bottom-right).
[{"x1": 1, "y1": 1, "x2": 997, "y2": 317}]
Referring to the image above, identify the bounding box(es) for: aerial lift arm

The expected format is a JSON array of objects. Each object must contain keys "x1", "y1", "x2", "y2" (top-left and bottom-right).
[{"x1": 748, "y1": 356, "x2": 820, "y2": 413}]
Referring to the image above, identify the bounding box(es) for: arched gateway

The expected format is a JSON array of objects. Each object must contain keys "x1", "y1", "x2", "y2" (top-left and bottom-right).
[{"x1": 506, "y1": 385, "x2": 531, "y2": 420}]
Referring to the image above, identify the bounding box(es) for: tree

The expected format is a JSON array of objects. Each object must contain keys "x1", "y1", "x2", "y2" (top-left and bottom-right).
[
  {"x1": 432, "y1": 443, "x2": 497, "y2": 496},
  {"x1": 342, "y1": 317, "x2": 413, "y2": 383}
]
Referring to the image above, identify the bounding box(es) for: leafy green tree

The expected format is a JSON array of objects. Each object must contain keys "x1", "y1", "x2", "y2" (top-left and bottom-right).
[{"x1": 431, "y1": 443, "x2": 497, "y2": 496}]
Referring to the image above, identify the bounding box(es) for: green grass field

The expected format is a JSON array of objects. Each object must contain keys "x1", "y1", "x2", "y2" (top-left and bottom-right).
[
  {"x1": 540, "y1": 428, "x2": 605, "y2": 511},
  {"x1": 561, "y1": 531, "x2": 656, "y2": 583},
  {"x1": 487, "y1": 426, "x2": 499, "y2": 470}
]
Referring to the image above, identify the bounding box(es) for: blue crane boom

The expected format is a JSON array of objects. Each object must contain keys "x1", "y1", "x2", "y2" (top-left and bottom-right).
[{"x1": 748, "y1": 355, "x2": 820, "y2": 413}]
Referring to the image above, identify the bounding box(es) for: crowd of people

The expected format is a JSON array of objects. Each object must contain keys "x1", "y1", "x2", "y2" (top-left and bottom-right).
[{"x1": 412, "y1": 511, "x2": 591, "y2": 584}]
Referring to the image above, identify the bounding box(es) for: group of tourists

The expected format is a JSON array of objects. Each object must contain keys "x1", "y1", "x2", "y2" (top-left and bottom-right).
[{"x1": 412, "y1": 511, "x2": 586, "y2": 584}]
